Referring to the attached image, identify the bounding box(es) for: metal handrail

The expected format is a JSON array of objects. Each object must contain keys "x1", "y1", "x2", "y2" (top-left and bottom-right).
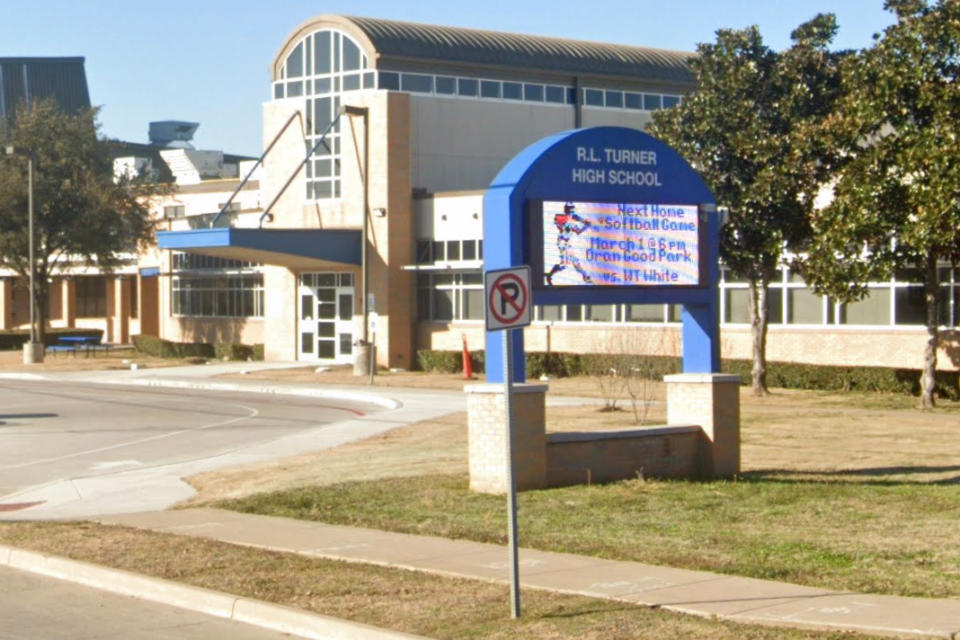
[{"x1": 209, "y1": 110, "x2": 306, "y2": 228}]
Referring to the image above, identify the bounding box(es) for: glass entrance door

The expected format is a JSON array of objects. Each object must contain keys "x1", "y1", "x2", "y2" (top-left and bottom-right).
[{"x1": 298, "y1": 272, "x2": 355, "y2": 362}]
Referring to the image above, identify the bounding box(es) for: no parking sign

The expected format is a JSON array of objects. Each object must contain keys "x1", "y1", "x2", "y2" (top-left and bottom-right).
[{"x1": 484, "y1": 266, "x2": 532, "y2": 332}]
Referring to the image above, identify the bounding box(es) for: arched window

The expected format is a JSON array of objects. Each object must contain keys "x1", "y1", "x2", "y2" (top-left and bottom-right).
[{"x1": 272, "y1": 30, "x2": 375, "y2": 200}]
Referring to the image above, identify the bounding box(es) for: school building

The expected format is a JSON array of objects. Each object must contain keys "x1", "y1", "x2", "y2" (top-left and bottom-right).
[{"x1": 2, "y1": 19, "x2": 958, "y2": 372}]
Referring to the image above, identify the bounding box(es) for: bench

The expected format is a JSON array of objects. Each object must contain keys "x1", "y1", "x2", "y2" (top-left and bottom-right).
[{"x1": 52, "y1": 336, "x2": 103, "y2": 357}]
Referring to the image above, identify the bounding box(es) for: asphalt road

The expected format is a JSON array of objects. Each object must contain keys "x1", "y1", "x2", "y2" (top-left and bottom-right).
[
  {"x1": 0, "y1": 566, "x2": 297, "y2": 640},
  {"x1": 0, "y1": 379, "x2": 385, "y2": 519}
]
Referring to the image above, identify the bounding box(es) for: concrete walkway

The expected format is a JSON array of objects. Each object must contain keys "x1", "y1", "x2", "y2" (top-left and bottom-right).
[{"x1": 100, "y1": 507, "x2": 960, "y2": 639}]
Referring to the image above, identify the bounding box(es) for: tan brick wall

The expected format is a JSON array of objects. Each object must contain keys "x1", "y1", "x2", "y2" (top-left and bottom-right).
[
  {"x1": 263, "y1": 265, "x2": 296, "y2": 360},
  {"x1": 665, "y1": 374, "x2": 741, "y2": 477},
  {"x1": 321, "y1": 91, "x2": 415, "y2": 369},
  {"x1": 546, "y1": 427, "x2": 700, "y2": 486},
  {"x1": 466, "y1": 383, "x2": 547, "y2": 494},
  {"x1": 418, "y1": 322, "x2": 960, "y2": 372},
  {"x1": 722, "y1": 326, "x2": 959, "y2": 371},
  {"x1": 0, "y1": 279, "x2": 11, "y2": 330}
]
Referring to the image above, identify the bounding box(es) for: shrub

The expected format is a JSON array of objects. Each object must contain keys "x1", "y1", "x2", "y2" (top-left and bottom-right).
[
  {"x1": 416, "y1": 349, "x2": 462, "y2": 373},
  {"x1": 132, "y1": 335, "x2": 214, "y2": 359},
  {"x1": 215, "y1": 343, "x2": 254, "y2": 361},
  {"x1": 413, "y1": 348, "x2": 959, "y2": 399}
]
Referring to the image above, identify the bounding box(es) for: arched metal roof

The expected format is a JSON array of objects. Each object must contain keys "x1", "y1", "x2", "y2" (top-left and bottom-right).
[{"x1": 275, "y1": 15, "x2": 694, "y2": 85}]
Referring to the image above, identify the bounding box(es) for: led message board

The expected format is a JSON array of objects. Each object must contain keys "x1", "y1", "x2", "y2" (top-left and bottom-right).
[{"x1": 528, "y1": 200, "x2": 705, "y2": 290}]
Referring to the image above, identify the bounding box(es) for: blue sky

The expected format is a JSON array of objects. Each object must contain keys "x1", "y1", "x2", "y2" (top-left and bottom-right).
[{"x1": 1, "y1": 1, "x2": 895, "y2": 156}]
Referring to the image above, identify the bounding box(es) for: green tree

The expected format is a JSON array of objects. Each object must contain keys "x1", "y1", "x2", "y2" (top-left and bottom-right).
[
  {"x1": 802, "y1": 0, "x2": 960, "y2": 409},
  {"x1": 650, "y1": 15, "x2": 844, "y2": 395},
  {"x1": 0, "y1": 98, "x2": 156, "y2": 342}
]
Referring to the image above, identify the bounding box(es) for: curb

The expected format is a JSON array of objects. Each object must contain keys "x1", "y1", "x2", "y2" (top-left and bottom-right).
[
  {"x1": 0, "y1": 543, "x2": 426, "y2": 640},
  {"x1": 101, "y1": 377, "x2": 403, "y2": 410},
  {"x1": 0, "y1": 372, "x2": 401, "y2": 410}
]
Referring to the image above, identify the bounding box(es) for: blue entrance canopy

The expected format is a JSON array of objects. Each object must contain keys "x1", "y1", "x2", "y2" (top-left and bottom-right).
[{"x1": 156, "y1": 228, "x2": 361, "y2": 269}]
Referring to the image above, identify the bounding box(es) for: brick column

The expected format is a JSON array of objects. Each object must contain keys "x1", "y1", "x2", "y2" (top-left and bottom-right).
[
  {"x1": 113, "y1": 277, "x2": 131, "y2": 344},
  {"x1": 465, "y1": 383, "x2": 548, "y2": 494},
  {"x1": 0, "y1": 279, "x2": 11, "y2": 330},
  {"x1": 664, "y1": 373, "x2": 741, "y2": 477},
  {"x1": 62, "y1": 278, "x2": 76, "y2": 328}
]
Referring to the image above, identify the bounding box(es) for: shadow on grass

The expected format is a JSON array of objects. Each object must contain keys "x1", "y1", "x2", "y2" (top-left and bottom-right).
[
  {"x1": 741, "y1": 465, "x2": 960, "y2": 486},
  {"x1": 0, "y1": 412, "x2": 59, "y2": 425},
  {"x1": 538, "y1": 604, "x2": 640, "y2": 620}
]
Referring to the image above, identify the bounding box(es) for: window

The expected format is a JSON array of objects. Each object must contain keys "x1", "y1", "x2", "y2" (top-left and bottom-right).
[
  {"x1": 840, "y1": 289, "x2": 890, "y2": 325},
  {"x1": 723, "y1": 288, "x2": 783, "y2": 324},
  {"x1": 895, "y1": 287, "x2": 926, "y2": 325},
  {"x1": 787, "y1": 288, "x2": 823, "y2": 324},
  {"x1": 585, "y1": 304, "x2": 615, "y2": 322},
  {"x1": 378, "y1": 71, "x2": 400, "y2": 90},
  {"x1": 605, "y1": 90, "x2": 623, "y2": 108},
  {"x1": 314, "y1": 31, "x2": 331, "y2": 74},
  {"x1": 502, "y1": 82, "x2": 522, "y2": 100},
  {"x1": 435, "y1": 76, "x2": 456, "y2": 94},
  {"x1": 545, "y1": 85, "x2": 566, "y2": 103},
  {"x1": 130, "y1": 277, "x2": 138, "y2": 319},
  {"x1": 625, "y1": 92, "x2": 643, "y2": 110},
  {"x1": 480, "y1": 80, "x2": 500, "y2": 98},
  {"x1": 172, "y1": 274, "x2": 264, "y2": 318},
  {"x1": 457, "y1": 78, "x2": 478, "y2": 96},
  {"x1": 537, "y1": 305, "x2": 562, "y2": 321},
  {"x1": 625, "y1": 304, "x2": 664, "y2": 322},
  {"x1": 342, "y1": 74, "x2": 360, "y2": 91},
  {"x1": 280, "y1": 29, "x2": 370, "y2": 202},
  {"x1": 286, "y1": 42, "x2": 303, "y2": 78},
  {"x1": 644, "y1": 94, "x2": 662, "y2": 110},
  {"x1": 417, "y1": 272, "x2": 484, "y2": 321},
  {"x1": 663, "y1": 95, "x2": 680, "y2": 108},
  {"x1": 401, "y1": 73, "x2": 433, "y2": 93},
  {"x1": 524, "y1": 84, "x2": 544, "y2": 102},
  {"x1": 76, "y1": 277, "x2": 107, "y2": 318},
  {"x1": 172, "y1": 253, "x2": 259, "y2": 270},
  {"x1": 163, "y1": 205, "x2": 185, "y2": 220},
  {"x1": 446, "y1": 240, "x2": 461, "y2": 261},
  {"x1": 342, "y1": 38, "x2": 361, "y2": 71},
  {"x1": 584, "y1": 89, "x2": 604, "y2": 106}
]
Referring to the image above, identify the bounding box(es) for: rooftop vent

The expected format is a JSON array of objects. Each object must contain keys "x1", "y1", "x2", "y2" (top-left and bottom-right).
[{"x1": 149, "y1": 121, "x2": 199, "y2": 148}]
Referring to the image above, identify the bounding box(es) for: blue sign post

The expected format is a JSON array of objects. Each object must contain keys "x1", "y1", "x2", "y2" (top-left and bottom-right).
[{"x1": 483, "y1": 126, "x2": 719, "y2": 382}]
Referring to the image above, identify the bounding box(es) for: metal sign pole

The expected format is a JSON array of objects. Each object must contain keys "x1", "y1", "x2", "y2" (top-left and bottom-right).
[{"x1": 503, "y1": 328, "x2": 521, "y2": 619}]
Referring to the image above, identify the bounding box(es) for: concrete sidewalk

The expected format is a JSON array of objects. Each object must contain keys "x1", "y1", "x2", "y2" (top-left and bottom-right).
[{"x1": 100, "y1": 507, "x2": 960, "y2": 639}]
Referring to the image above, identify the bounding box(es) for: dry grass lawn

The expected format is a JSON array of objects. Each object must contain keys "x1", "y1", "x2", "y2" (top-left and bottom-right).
[
  {"x1": 188, "y1": 366, "x2": 960, "y2": 502},
  {"x1": 0, "y1": 346, "x2": 193, "y2": 372},
  {"x1": 0, "y1": 521, "x2": 886, "y2": 640}
]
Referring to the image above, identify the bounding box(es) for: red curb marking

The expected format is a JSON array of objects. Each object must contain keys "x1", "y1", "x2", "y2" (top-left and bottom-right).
[{"x1": 0, "y1": 501, "x2": 45, "y2": 512}]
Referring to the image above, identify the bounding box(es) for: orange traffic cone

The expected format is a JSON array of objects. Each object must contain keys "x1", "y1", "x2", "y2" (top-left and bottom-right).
[{"x1": 462, "y1": 334, "x2": 473, "y2": 380}]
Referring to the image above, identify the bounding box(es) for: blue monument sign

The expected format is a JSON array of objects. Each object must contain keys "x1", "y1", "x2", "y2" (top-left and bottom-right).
[{"x1": 483, "y1": 126, "x2": 719, "y2": 382}]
